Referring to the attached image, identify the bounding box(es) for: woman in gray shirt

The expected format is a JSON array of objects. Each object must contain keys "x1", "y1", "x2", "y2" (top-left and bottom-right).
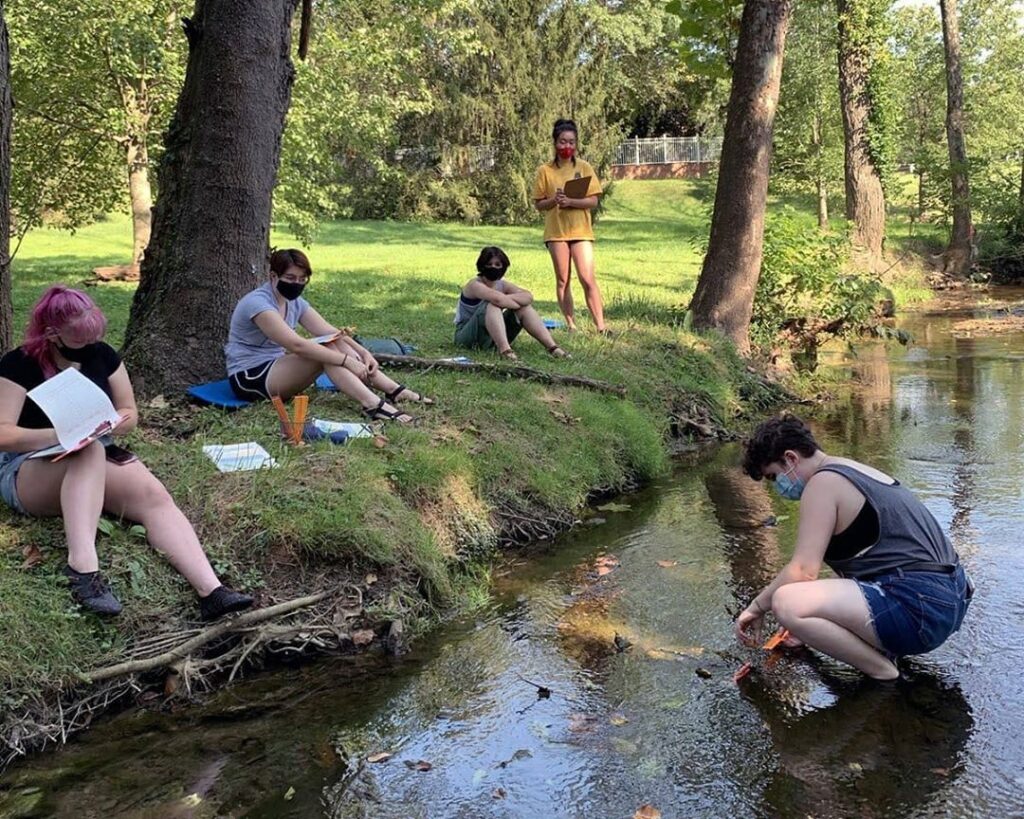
[{"x1": 225, "y1": 249, "x2": 432, "y2": 423}]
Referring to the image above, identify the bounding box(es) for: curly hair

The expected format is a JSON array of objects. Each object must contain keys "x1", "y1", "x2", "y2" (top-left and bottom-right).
[{"x1": 741, "y1": 414, "x2": 820, "y2": 480}]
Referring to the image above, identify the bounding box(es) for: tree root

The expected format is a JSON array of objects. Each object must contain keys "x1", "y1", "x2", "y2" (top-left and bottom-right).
[{"x1": 371, "y1": 353, "x2": 627, "y2": 397}]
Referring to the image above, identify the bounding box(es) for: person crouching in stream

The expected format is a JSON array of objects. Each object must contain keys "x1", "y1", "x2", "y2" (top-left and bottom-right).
[
  {"x1": 735, "y1": 415, "x2": 973, "y2": 679},
  {"x1": 454, "y1": 246, "x2": 569, "y2": 361}
]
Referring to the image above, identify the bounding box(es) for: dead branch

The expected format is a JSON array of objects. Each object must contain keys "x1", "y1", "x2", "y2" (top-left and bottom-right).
[
  {"x1": 370, "y1": 353, "x2": 627, "y2": 397},
  {"x1": 83, "y1": 591, "x2": 331, "y2": 683}
]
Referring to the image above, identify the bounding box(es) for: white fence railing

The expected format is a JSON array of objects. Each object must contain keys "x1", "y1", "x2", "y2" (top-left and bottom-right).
[{"x1": 612, "y1": 136, "x2": 722, "y2": 166}]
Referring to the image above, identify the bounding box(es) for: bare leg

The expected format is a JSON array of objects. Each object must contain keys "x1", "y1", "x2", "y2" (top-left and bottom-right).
[
  {"x1": 17, "y1": 441, "x2": 106, "y2": 573},
  {"x1": 547, "y1": 241, "x2": 576, "y2": 330},
  {"x1": 515, "y1": 304, "x2": 558, "y2": 349},
  {"x1": 267, "y1": 352, "x2": 408, "y2": 419},
  {"x1": 771, "y1": 579, "x2": 899, "y2": 680},
  {"x1": 103, "y1": 460, "x2": 220, "y2": 596},
  {"x1": 484, "y1": 302, "x2": 513, "y2": 352},
  {"x1": 570, "y1": 241, "x2": 605, "y2": 331}
]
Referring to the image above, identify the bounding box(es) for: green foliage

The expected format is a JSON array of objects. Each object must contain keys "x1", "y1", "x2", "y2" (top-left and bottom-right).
[
  {"x1": 772, "y1": 0, "x2": 844, "y2": 208},
  {"x1": 752, "y1": 208, "x2": 886, "y2": 350},
  {"x1": 5, "y1": 0, "x2": 187, "y2": 233}
]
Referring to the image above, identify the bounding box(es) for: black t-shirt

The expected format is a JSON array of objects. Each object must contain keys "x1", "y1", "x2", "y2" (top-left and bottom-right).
[{"x1": 0, "y1": 344, "x2": 122, "y2": 429}]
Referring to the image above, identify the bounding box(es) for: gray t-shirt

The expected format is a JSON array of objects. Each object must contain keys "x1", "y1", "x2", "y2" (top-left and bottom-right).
[{"x1": 224, "y1": 283, "x2": 310, "y2": 375}]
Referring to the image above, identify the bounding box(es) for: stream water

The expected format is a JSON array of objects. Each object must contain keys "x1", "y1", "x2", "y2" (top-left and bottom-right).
[{"x1": 2, "y1": 292, "x2": 1023, "y2": 818}]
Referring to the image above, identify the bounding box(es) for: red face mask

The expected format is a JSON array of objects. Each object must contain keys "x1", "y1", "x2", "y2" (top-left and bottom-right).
[{"x1": 557, "y1": 145, "x2": 576, "y2": 160}]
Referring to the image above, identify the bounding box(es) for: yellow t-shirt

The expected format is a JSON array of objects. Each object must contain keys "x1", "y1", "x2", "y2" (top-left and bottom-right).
[{"x1": 532, "y1": 158, "x2": 603, "y2": 243}]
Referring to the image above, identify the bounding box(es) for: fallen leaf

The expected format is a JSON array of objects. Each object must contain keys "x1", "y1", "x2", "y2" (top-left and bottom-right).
[
  {"x1": 148, "y1": 394, "x2": 169, "y2": 409},
  {"x1": 656, "y1": 560, "x2": 678, "y2": 568},
  {"x1": 498, "y1": 749, "x2": 533, "y2": 768},
  {"x1": 492, "y1": 787, "x2": 507, "y2": 799},
  {"x1": 695, "y1": 667, "x2": 713, "y2": 679},
  {"x1": 568, "y1": 714, "x2": 598, "y2": 733},
  {"x1": 931, "y1": 767, "x2": 951, "y2": 777},
  {"x1": 597, "y1": 502, "x2": 631, "y2": 513},
  {"x1": 404, "y1": 759, "x2": 432, "y2": 771},
  {"x1": 596, "y1": 565, "x2": 615, "y2": 576},
  {"x1": 20, "y1": 544, "x2": 43, "y2": 570},
  {"x1": 372, "y1": 435, "x2": 388, "y2": 449},
  {"x1": 283, "y1": 786, "x2": 295, "y2": 801},
  {"x1": 733, "y1": 662, "x2": 753, "y2": 683},
  {"x1": 634, "y1": 805, "x2": 662, "y2": 819},
  {"x1": 352, "y1": 629, "x2": 375, "y2": 646},
  {"x1": 609, "y1": 713, "x2": 629, "y2": 726},
  {"x1": 536, "y1": 686, "x2": 551, "y2": 699},
  {"x1": 164, "y1": 671, "x2": 180, "y2": 697},
  {"x1": 364, "y1": 573, "x2": 378, "y2": 586},
  {"x1": 366, "y1": 752, "x2": 392, "y2": 763}
]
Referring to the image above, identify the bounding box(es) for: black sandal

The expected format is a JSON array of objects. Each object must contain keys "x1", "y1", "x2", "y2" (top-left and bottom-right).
[
  {"x1": 364, "y1": 397, "x2": 415, "y2": 424},
  {"x1": 385, "y1": 383, "x2": 435, "y2": 405},
  {"x1": 547, "y1": 345, "x2": 571, "y2": 359}
]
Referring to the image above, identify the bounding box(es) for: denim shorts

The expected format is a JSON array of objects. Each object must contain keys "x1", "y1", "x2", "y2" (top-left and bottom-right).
[
  {"x1": 0, "y1": 450, "x2": 32, "y2": 515},
  {"x1": 857, "y1": 565, "x2": 973, "y2": 657}
]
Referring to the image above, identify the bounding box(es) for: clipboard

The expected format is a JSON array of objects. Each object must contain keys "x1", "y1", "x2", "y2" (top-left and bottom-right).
[{"x1": 561, "y1": 176, "x2": 591, "y2": 199}]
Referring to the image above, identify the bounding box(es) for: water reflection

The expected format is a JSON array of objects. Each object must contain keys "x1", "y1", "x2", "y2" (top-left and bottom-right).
[{"x1": 749, "y1": 668, "x2": 973, "y2": 819}]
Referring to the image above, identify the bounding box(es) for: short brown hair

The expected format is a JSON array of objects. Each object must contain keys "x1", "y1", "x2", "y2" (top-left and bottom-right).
[
  {"x1": 270, "y1": 248, "x2": 312, "y2": 279},
  {"x1": 741, "y1": 414, "x2": 820, "y2": 480}
]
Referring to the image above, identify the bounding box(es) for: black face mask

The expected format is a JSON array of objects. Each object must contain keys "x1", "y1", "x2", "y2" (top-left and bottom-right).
[
  {"x1": 276, "y1": 280, "x2": 307, "y2": 301},
  {"x1": 57, "y1": 342, "x2": 99, "y2": 363},
  {"x1": 479, "y1": 266, "x2": 506, "y2": 282}
]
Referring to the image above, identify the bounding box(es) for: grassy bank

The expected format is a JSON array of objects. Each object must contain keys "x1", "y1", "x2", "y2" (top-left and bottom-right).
[{"x1": 0, "y1": 180, "x2": 915, "y2": 752}]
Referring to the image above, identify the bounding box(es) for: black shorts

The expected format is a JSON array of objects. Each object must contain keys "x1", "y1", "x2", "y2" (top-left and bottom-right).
[{"x1": 228, "y1": 360, "x2": 275, "y2": 401}]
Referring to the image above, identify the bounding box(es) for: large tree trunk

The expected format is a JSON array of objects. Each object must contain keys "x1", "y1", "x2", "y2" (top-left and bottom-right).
[
  {"x1": 940, "y1": 0, "x2": 972, "y2": 278},
  {"x1": 0, "y1": 3, "x2": 11, "y2": 353},
  {"x1": 123, "y1": 0, "x2": 300, "y2": 396},
  {"x1": 1017, "y1": 149, "x2": 1024, "y2": 236},
  {"x1": 126, "y1": 135, "x2": 152, "y2": 275},
  {"x1": 836, "y1": 0, "x2": 886, "y2": 264},
  {"x1": 689, "y1": 0, "x2": 793, "y2": 353}
]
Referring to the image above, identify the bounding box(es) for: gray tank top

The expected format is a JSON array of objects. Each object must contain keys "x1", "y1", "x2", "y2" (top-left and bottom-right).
[{"x1": 818, "y1": 463, "x2": 956, "y2": 579}]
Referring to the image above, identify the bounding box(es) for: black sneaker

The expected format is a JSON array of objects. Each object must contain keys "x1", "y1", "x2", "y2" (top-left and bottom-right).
[
  {"x1": 199, "y1": 586, "x2": 254, "y2": 622},
  {"x1": 63, "y1": 565, "x2": 123, "y2": 615}
]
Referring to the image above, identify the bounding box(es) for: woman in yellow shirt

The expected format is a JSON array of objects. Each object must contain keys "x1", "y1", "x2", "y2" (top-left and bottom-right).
[{"x1": 533, "y1": 119, "x2": 606, "y2": 333}]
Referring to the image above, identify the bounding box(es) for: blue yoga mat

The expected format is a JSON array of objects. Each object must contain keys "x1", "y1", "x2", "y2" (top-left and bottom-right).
[
  {"x1": 543, "y1": 318, "x2": 566, "y2": 329},
  {"x1": 187, "y1": 379, "x2": 251, "y2": 409}
]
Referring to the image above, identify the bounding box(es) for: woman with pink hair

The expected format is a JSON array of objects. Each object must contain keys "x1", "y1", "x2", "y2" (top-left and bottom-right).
[{"x1": 0, "y1": 285, "x2": 253, "y2": 619}]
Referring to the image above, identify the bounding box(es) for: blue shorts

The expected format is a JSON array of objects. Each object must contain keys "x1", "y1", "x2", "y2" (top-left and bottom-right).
[
  {"x1": 0, "y1": 450, "x2": 32, "y2": 515},
  {"x1": 857, "y1": 565, "x2": 973, "y2": 657}
]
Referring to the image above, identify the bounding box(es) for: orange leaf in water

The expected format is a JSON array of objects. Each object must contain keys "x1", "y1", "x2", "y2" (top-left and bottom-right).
[
  {"x1": 634, "y1": 805, "x2": 662, "y2": 819},
  {"x1": 656, "y1": 560, "x2": 678, "y2": 568},
  {"x1": 20, "y1": 544, "x2": 43, "y2": 570},
  {"x1": 762, "y1": 628, "x2": 791, "y2": 651},
  {"x1": 352, "y1": 629, "x2": 375, "y2": 646},
  {"x1": 733, "y1": 662, "x2": 753, "y2": 683},
  {"x1": 366, "y1": 752, "x2": 392, "y2": 763}
]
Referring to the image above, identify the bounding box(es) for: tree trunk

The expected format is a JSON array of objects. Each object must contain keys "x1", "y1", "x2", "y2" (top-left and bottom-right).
[
  {"x1": 1017, "y1": 149, "x2": 1024, "y2": 236},
  {"x1": 812, "y1": 113, "x2": 829, "y2": 230},
  {"x1": 836, "y1": 0, "x2": 886, "y2": 264},
  {"x1": 940, "y1": 0, "x2": 972, "y2": 278},
  {"x1": 126, "y1": 134, "x2": 152, "y2": 276},
  {"x1": 122, "y1": 0, "x2": 300, "y2": 397},
  {"x1": 0, "y1": 3, "x2": 11, "y2": 353},
  {"x1": 689, "y1": 0, "x2": 793, "y2": 353}
]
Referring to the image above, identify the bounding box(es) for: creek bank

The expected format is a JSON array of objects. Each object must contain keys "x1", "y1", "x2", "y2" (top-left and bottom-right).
[{"x1": 0, "y1": 328, "x2": 788, "y2": 768}]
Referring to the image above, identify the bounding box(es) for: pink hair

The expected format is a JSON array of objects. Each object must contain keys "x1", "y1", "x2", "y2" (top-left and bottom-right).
[{"x1": 23, "y1": 285, "x2": 108, "y2": 377}]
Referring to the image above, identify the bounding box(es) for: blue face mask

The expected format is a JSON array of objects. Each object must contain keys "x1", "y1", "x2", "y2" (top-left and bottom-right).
[{"x1": 774, "y1": 465, "x2": 805, "y2": 501}]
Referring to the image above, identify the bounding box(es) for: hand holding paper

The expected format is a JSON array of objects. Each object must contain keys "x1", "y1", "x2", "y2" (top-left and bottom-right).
[{"x1": 26, "y1": 368, "x2": 127, "y2": 460}]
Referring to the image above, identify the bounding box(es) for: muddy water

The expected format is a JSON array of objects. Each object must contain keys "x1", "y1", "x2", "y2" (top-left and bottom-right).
[{"x1": 3, "y1": 292, "x2": 1024, "y2": 818}]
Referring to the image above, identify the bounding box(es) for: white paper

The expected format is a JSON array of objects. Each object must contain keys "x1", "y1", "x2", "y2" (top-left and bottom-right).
[
  {"x1": 310, "y1": 419, "x2": 376, "y2": 438},
  {"x1": 26, "y1": 368, "x2": 122, "y2": 453},
  {"x1": 202, "y1": 442, "x2": 278, "y2": 473}
]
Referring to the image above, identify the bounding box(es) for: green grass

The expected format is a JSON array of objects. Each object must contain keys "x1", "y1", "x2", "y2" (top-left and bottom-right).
[{"x1": 0, "y1": 179, "x2": 921, "y2": 705}]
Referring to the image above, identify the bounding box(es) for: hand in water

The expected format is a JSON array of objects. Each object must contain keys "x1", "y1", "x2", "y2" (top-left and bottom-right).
[{"x1": 735, "y1": 608, "x2": 764, "y2": 647}]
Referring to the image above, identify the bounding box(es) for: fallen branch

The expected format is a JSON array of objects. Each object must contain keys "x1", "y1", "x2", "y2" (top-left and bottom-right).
[
  {"x1": 82, "y1": 591, "x2": 331, "y2": 683},
  {"x1": 371, "y1": 353, "x2": 627, "y2": 397}
]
